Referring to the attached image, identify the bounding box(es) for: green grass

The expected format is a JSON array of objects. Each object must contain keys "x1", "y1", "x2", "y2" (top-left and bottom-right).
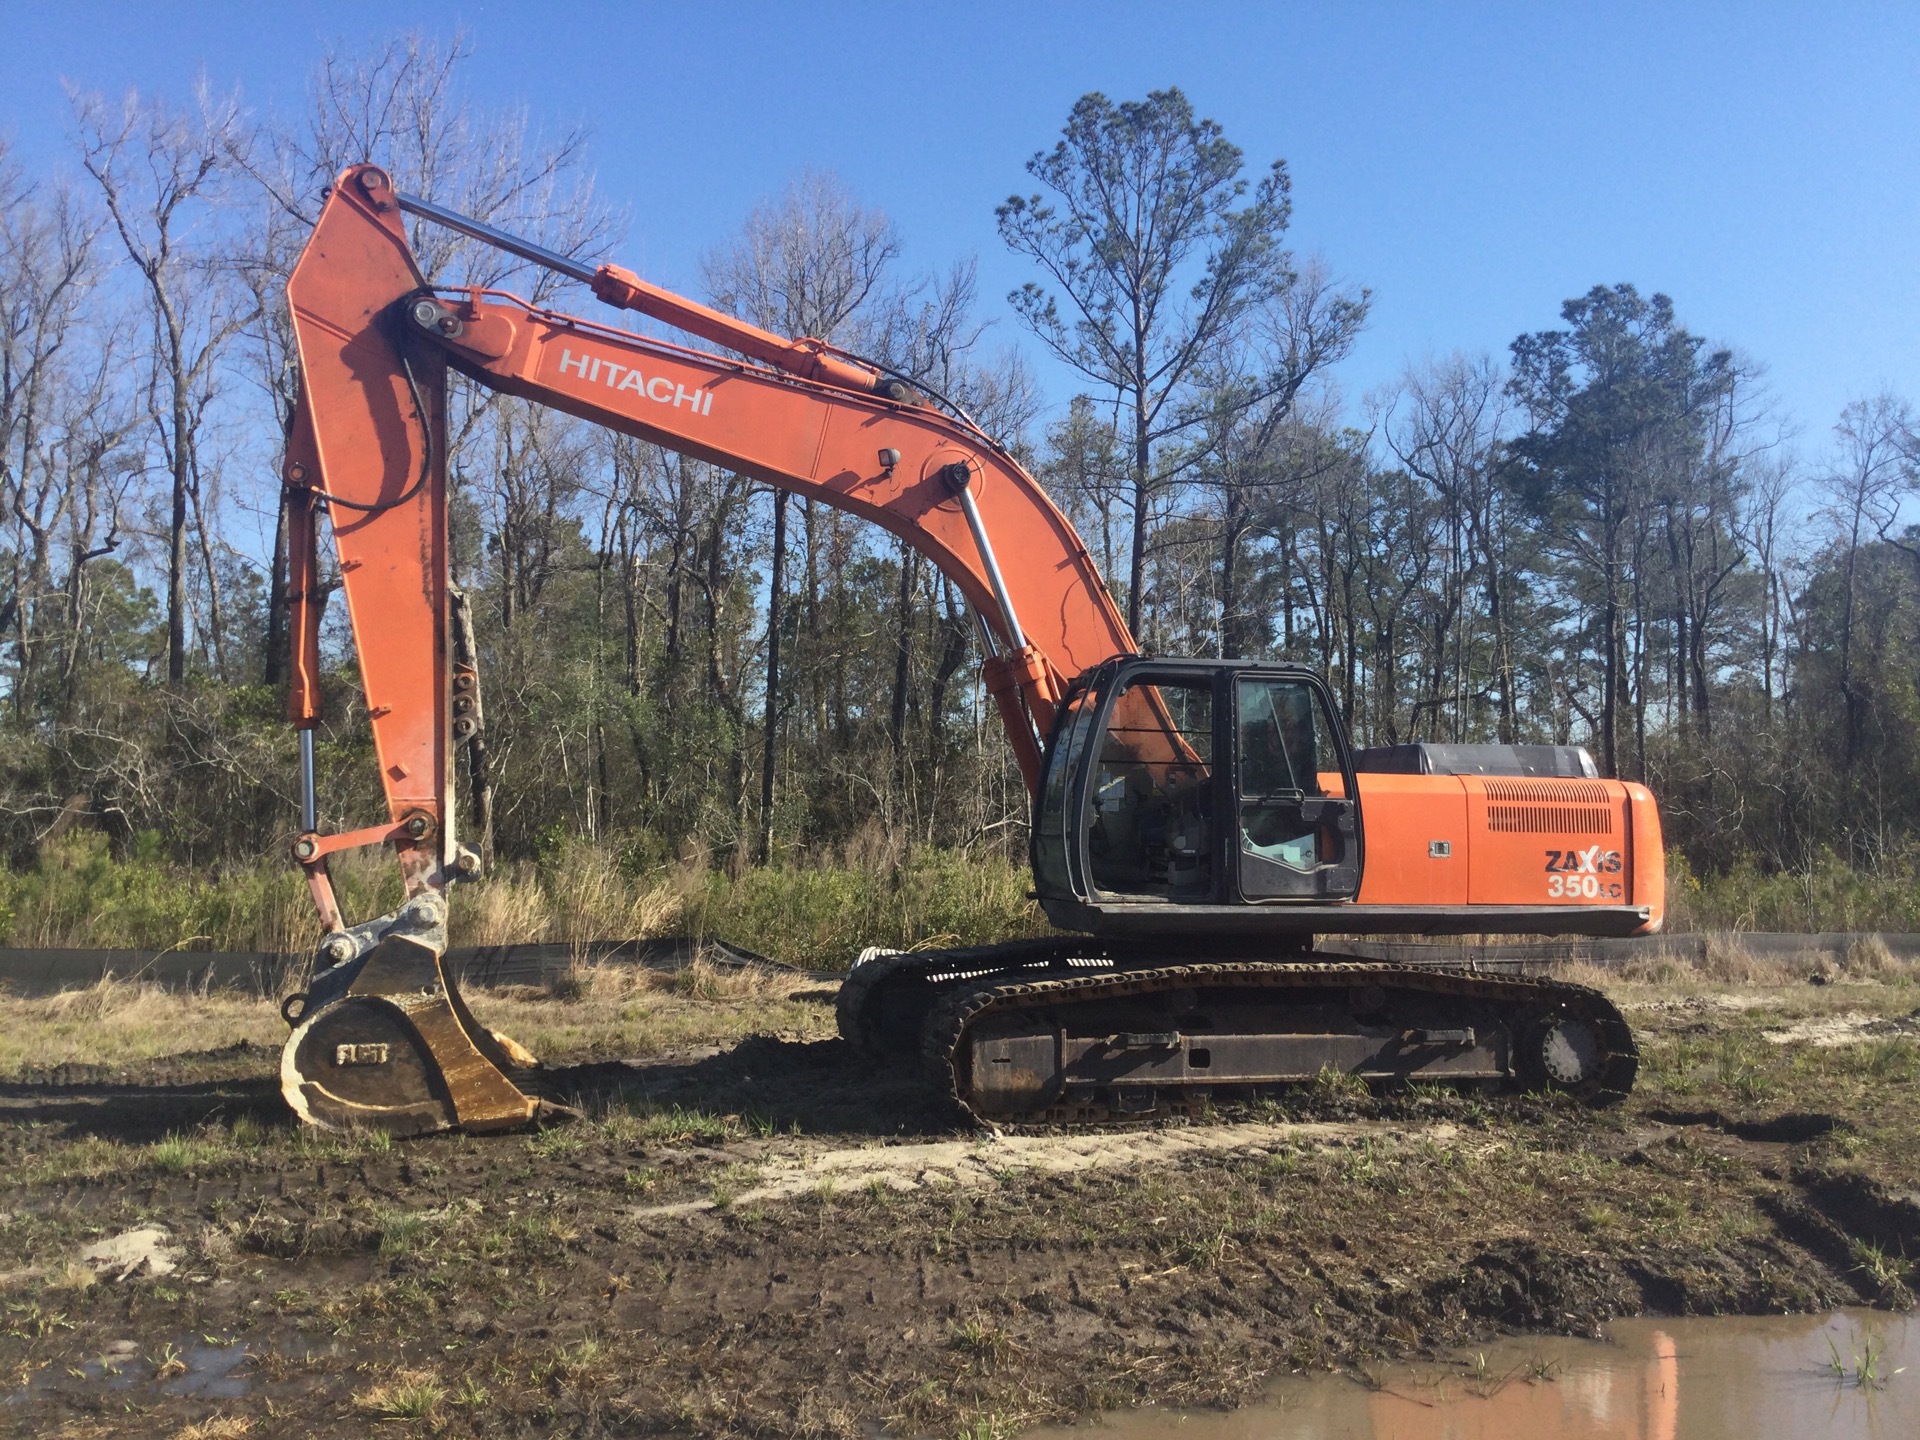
[
  {"x1": 376, "y1": 1210, "x2": 435, "y2": 1258},
  {"x1": 950, "y1": 1316, "x2": 1018, "y2": 1365},
  {"x1": 149, "y1": 1131, "x2": 231, "y2": 1174},
  {"x1": 1828, "y1": 1327, "x2": 1905, "y2": 1389},
  {"x1": 602, "y1": 1103, "x2": 746, "y2": 1145},
  {"x1": 1849, "y1": 1239, "x2": 1914, "y2": 1290},
  {"x1": 1671, "y1": 845, "x2": 1920, "y2": 933}
]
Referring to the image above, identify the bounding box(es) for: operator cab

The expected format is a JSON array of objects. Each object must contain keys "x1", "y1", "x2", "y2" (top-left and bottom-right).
[{"x1": 1032, "y1": 658, "x2": 1363, "y2": 934}]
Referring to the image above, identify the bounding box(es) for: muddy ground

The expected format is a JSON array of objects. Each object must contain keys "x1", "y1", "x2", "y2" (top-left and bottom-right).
[{"x1": 3, "y1": 953, "x2": 1920, "y2": 1438}]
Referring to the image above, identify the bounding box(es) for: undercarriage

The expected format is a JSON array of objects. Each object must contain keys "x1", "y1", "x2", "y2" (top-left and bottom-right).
[{"x1": 838, "y1": 940, "x2": 1636, "y2": 1125}]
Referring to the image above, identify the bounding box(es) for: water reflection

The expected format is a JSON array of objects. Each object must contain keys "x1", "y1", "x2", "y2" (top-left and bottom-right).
[{"x1": 1028, "y1": 1311, "x2": 1917, "y2": 1440}]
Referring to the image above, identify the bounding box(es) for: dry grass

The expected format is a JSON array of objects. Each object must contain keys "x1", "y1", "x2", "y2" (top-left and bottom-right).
[
  {"x1": 671, "y1": 955, "x2": 786, "y2": 1001},
  {"x1": 173, "y1": 1420, "x2": 251, "y2": 1440},
  {"x1": 1845, "y1": 934, "x2": 1897, "y2": 977},
  {"x1": 0, "y1": 947, "x2": 827, "y2": 1080},
  {"x1": 451, "y1": 847, "x2": 694, "y2": 949},
  {"x1": 0, "y1": 838, "x2": 1043, "y2": 976},
  {"x1": 1555, "y1": 933, "x2": 1918, "y2": 993},
  {"x1": 1699, "y1": 933, "x2": 1792, "y2": 984},
  {"x1": 353, "y1": 1370, "x2": 446, "y2": 1420},
  {"x1": 0, "y1": 974, "x2": 283, "y2": 1077},
  {"x1": 471, "y1": 959, "x2": 829, "y2": 1061},
  {"x1": 542, "y1": 950, "x2": 786, "y2": 1004}
]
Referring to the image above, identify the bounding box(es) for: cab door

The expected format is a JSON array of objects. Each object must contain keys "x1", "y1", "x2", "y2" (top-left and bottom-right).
[{"x1": 1232, "y1": 674, "x2": 1362, "y2": 901}]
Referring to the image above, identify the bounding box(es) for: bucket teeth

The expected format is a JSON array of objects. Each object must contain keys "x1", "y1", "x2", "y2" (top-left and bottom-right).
[{"x1": 281, "y1": 933, "x2": 546, "y2": 1135}]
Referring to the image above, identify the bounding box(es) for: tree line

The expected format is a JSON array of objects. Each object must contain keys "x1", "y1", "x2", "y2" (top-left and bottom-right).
[{"x1": 1, "y1": 37, "x2": 1915, "y2": 887}]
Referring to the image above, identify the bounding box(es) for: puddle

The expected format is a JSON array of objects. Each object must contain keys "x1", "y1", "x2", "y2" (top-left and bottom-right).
[
  {"x1": 6, "y1": 1335, "x2": 253, "y2": 1406},
  {"x1": 1026, "y1": 1311, "x2": 1918, "y2": 1439},
  {"x1": 161, "y1": 1340, "x2": 250, "y2": 1398}
]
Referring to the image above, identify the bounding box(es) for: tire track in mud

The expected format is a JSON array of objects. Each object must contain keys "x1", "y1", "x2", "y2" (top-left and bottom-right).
[{"x1": 628, "y1": 1118, "x2": 1473, "y2": 1219}]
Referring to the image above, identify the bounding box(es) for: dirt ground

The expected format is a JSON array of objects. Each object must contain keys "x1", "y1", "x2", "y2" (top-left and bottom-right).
[{"x1": 3, "y1": 950, "x2": 1919, "y2": 1439}]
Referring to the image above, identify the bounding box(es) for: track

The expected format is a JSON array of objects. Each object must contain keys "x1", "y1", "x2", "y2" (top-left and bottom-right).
[{"x1": 839, "y1": 943, "x2": 1637, "y2": 1126}]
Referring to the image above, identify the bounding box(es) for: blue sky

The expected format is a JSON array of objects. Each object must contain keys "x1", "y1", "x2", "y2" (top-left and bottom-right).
[{"x1": 2, "y1": 1, "x2": 1914, "y2": 449}]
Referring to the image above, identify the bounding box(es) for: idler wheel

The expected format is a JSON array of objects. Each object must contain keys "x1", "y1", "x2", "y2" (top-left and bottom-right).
[{"x1": 1521, "y1": 1012, "x2": 1604, "y2": 1093}]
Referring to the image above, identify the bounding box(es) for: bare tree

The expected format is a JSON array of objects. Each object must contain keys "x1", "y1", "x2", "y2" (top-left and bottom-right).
[
  {"x1": 231, "y1": 193, "x2": 308, "y2": 685},
  {"x1": 1733, "y1": 451, "x2": 1801, "y2": 721},
  {"x1": 702, "y1": 170, "x2": 899, "y2": 861},
  {"x1": 72, "y1": 82, "x2": 256, "y2": 684},
  {"x1": 0, "y1": 144, "x2": 123, "y2": 710},
  {"x1": 1820, "y1": 393, "x2": 1918, "y2": 762},
  {"x1": 1190, "y1": 256, "x2": 1368, "y2": 659},
  {"x1": 1385, "y1": 353, "x2": 1521, "y2": 739},
  {"x1": 236, "y1": 33, "x2": 621, "y2": 853}
]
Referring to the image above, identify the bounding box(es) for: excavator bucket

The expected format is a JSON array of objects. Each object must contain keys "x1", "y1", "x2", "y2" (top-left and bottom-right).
[{"x1": 279, "y1": 895, "x2": 555, "y2": 1136}]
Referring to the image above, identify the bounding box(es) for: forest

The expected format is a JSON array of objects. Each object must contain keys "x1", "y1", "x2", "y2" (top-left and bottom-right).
[{"x1": 2, "y1": 35, "x2": 1917, "y2": 941}]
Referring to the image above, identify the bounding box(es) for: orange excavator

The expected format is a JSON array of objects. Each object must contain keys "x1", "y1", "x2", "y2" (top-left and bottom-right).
[{"x1": 275, "y1": 165, "x2": 1664, "y2": 1135}]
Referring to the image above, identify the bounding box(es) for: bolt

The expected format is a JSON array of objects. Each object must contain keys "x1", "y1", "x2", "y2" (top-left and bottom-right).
[
  {"x1": 293, "y1": 837, "x2": 318, "y2": 861},
  {"x1": 404, "y1": 816, "x2": 430, "y2": 838},
  {"x1": 940, "y1": 460, "x2": 972, "y2": 492},
  {"x1": 285, "y1": 461, "x2": 307, "y2": 484},
  {"x1": 454, "y1": 852, "x2": 482, "y2": 877},
  {"x1": 320, "y1": 934, "x2": 355, "y2": 964},
  {"x1": 411, "y1": 298, "x2": 441, "y2": 329},
  {"x1": 437, "y1": 315, "x2": 461, "y2": 336}
]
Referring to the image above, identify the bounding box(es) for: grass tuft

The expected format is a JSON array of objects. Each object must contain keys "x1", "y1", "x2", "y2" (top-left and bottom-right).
[
  {"x1": 1828, "y1": 1327, "x2": 1905, "y2": 1389},
  {"x1": 1310, "y1": 1065, "x2": 1370, "y2": 1101},
  {"x1": 354, "y1": 1370, "x2": 448, "y2": 1420},
  {"x1": 150, "y1": 1131, "x2": 229, "y2": 1174},
  {"x1": 950, "y1": 1315, "x2": 1019, "y2": 1366},
  {"x1": 1849, "y1": 1238, "x2": 1914, "y2": 1290},
  {"x1": 376, "y1": 1210, "x2": 434, "y2": 1259}
]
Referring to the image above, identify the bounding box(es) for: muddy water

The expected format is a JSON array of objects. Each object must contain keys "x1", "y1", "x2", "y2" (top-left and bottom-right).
[{"x1": 1028, "y1": 1311, "x2": 1918, "y2": 1440}]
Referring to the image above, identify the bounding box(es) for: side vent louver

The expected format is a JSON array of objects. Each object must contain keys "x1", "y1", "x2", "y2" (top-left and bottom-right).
[
  {"x1": 1483, "y1": 779, "x2": 1611, "y2": 803},
  {"x1": 1482, "y1": 779, "x2": 1616, "y2": 835}
]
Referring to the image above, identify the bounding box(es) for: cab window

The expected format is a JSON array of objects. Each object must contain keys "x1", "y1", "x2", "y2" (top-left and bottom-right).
[
  {"x1": 1033, "y1": 690, "x2": 1099, "y2": 896},
  {"x1": 1236, "y1": 676, "x2": 1357, "y2": 899},
  {"x1": 1086, "y1": 678, "x2": 1214, "y2": 900}
]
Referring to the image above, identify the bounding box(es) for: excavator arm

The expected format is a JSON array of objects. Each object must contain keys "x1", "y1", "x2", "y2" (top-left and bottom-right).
[{"x1": 275, "y1": 164, "x2": 1142, "y2": 1132}]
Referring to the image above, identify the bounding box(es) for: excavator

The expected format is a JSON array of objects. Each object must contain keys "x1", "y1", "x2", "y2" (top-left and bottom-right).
[{"x1": 274, "y1": 164, "x2": 1663, "y2": 1135}]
